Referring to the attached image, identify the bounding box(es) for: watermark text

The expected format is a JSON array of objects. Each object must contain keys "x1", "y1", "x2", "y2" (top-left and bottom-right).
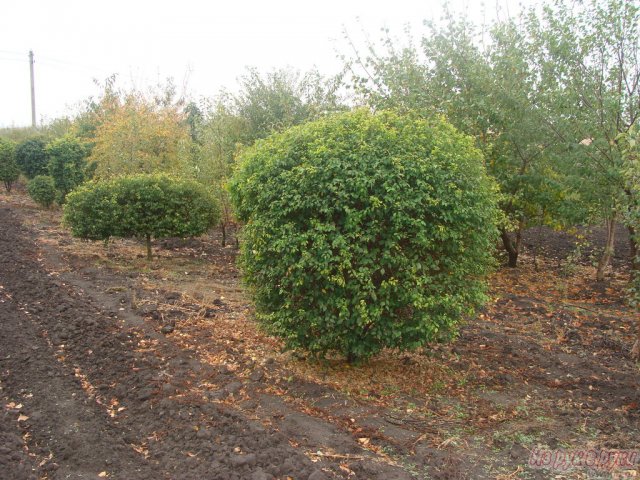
[{"x1": 529, "y1": 448, "x2": 639, "y2": 472}]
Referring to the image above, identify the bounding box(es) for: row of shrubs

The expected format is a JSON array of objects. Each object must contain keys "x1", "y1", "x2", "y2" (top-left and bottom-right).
[
  {"x1": 6, "y1": 110, "x2": 499, "y2": 363},
  {"x1": 0, "y1": 136, "x2": 88, "y2": 206}
]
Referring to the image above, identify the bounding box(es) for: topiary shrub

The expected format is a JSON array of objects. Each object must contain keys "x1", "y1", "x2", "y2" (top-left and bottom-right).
[
  {"x1": 0, "y1": 139, "x2": 19, "y2": 193},
  {"x1": 229, "y1": 109, "x2": 500, "y2": 362},
  {"x1": 46, "y1": 135, "x2": 88, "y2": 201},
  {"x1": 15, "y1": 138, "x2": 49, "y2": 179},
  {"x1": 64, "y1": 174, "x2": 220, "y2": 259},
  {"x1": 27, "y1": 175, "x2": 57, "y2": 208},
  {"x1": 0, "y1": 140, "x2": 20, "y2": 193}
]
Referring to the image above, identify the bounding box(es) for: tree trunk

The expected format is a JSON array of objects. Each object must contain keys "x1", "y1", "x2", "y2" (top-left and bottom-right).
[
  {"x1": 145, "y1": 235, "x2": 153, "y2": 260},
  {"x1": 628, "y1": 224, "x2": 640, "y2": 361},
  {"x1": 628, "y1": 225, "x2": 638, "y2": 272},
  {"x1": 500, "y1": 228, "x2": 522, "y2": 268},
  {"x1": 632, "y1": 337, "x2": 640, "y2": 361},
  {"x1": 596, "y1": 217, "x2": 616, "y2": 282},
  {"x1": 221, "y1": 223, "x2": 226, "y2": 247}
]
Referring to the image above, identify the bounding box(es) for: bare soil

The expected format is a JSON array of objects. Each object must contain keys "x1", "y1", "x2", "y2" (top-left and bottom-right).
[{"x1": 1, "y1": 192, "x2": 639, "y2": 479}]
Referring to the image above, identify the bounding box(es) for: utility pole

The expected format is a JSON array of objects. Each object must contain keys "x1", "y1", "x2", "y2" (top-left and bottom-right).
[{"x1": 29, "y1": 50, "x2": 36, "y2": 128}]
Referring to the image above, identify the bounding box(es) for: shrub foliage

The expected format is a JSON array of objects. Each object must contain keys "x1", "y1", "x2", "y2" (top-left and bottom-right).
[
  {"x1": 64, "y1": 174, "x2": 220, "y2": 259},
  {"x1": 0, "y1": 139, "x2": 19, "y2": 193},
  {"x1": 27, "y1": 175, "x2": 57, "y2": 208},
  {"x1": 15, "y1": 138, "x2": 49, "y2": 179},
  {"x1": 46, "y1": 135, "x2": 88, "y2": 200},
  {"x1": 230, "y1": 110, "x2": 499, "y2": 361}
]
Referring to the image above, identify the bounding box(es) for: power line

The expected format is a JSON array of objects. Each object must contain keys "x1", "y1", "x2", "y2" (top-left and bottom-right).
[
  {"x1": 0, "y1": 49, "x2": 24, "y2": 57},
  {"x1": 0, "y1": 57, "x2": 25, "y2": 63},
  {"x1": 37, "y1": 53, "x2": 109, "y2": 74},
  {"x1": 0, "y1": 49, "x2": 107, "y2": 74}
]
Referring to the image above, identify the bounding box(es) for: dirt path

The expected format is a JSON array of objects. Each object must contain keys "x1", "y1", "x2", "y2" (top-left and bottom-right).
[{"x1": 0, "y1": 204, "x2": 409, "y2": 480}]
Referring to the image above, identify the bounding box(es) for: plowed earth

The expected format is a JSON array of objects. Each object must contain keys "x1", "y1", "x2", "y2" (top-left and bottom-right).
[{"x1": 1, "y1": 192, "x2": 639, "y2": 480}]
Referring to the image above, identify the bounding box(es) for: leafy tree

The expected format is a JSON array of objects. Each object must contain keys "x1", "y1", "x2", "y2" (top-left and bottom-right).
[
  {"x1": 235, "y1": 67, "x2": 344, "y2": 144},
  {"x1": 0, "y1": 126, "x2": 39, "y2": 143},
  {"x1": 73, "y1": 75, "x2": 121, "y2": 142},
  {"x1": 86, "y1": 91, "x2": 191, "y2": 178},
  {"x1": 27, "y1": 175, "x2": 57, "y2": 208},
  {"x1": 46, "y1": 135, "x2": 88, "y2": 200},
  {"x1": 528, "y1": 0, "x2": 640, "y2": 280},
  {"x1": 617, "y1": 125, "x2": 640, "y2": 359},
  {"x1": 64, "y1": 174, "x2": 220, "y2": 259},
  {"x1": 230, "y1": 110, "x2": 499, "y2": 362},
  {"x1": 0, "y1": 139, "x2": 19, "y2": 193},
  {"x1": 15, "y1": 138, "x2": 49, "y2": 178},
  {"x1": 345, "y1": 14, "x2": 564, "y2": 267},
  {"x1": 184, "y1": 101, "x2": 204, "y2": 143},
  {"x1": 189, "y1": 94, "x2": 247, "y2": 246},
  {"x1": 189, "y1": 70, "x2": 345, "y2": 247},
  {"x1": 42, "y1": 117, "x2": 74, "y2": 139}
]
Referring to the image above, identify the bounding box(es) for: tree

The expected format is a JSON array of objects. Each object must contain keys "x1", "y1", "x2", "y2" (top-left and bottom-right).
[
  {"x1": 529, "y1": 0, "x2": 640, "y2": 280},
  {"x1": 234, "y1": 67, "x2": 344, "y2": 144},
  {"x1": 617, "y1": 125, "x2": 640, "y2": 359},
  {"x1": 15, "y1": 138, "x2": 49, "y2": 179},
  {"x1": 230, "y1": 110, "x2": 499, "y2": 362},
  {"x1": 189, "y1": 69, "x2": 345, "y2": 246},
  {"x1": 0, "y1": 139, "x2": 19, "y2": 193},
  {"x1": 46, "y1": 135, "x2": 88, "y2": 200},
  {"x1": 87, "y1": 91, "x2": 191, "y2": 178},
  {"x1": 73, "y1": 75, "x2": 121, "y2": 148},
  {"x1": 64, "y1": 174, "x2": 220, "y2": 259},
  {"x1": 190, "y1": 95, "x2": 246, "y2": 246},
  {"x1": 345, "y1": 14, "x2": 564, "y2": 267}
]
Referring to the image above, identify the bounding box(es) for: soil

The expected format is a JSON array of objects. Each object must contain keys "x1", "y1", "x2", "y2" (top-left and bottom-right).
[
  {"x1": 1, "y1": 192, "x2": 639, "y2": 479},
  {"x1": 0, "y1": 202, "x2": 407, "y2": 480}
]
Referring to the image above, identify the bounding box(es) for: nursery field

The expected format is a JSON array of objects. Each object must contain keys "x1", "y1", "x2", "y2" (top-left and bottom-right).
[{"x1": 0, "y1": 191, "x2": 639, "y2": 480}]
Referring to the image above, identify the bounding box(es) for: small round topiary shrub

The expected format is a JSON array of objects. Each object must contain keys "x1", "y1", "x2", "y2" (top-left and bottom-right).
[
  {"x1": 230, "y1": 109, "x2": 500, "y2": 362},
  {"x1": 27, "y1": 175, "x2": 57, "y2": 208},
  {"x1": 16, "y1": 138, "x2": 49, "y2": 179},
  {"x1": 64, "y1": 174, "x2": 221, "y2": 259},
  {"x1": 46, "y1": 135, "x2": 88, "y2": 201},
  {"x1": 0, "y1": 138, "x2": 19, "y2": 193}
]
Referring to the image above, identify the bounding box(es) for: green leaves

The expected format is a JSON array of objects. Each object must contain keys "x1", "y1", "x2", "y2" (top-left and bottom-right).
[
  {"x1": 46, "y1": 135, "x2": 89, "y2": 200},
  {"x1": 15, "y1": 138, "x2": 49, "y2": 179},
  {"x1": 0, "y1": 138, "x2": 19, "y2": 193},
  {"x1": 344, "y1": 11, "x2": 565, "y2": 266},
  {"x1": 63, "y1": 174, "x2": 220, "y2": 258},
  {"x1": 27, "y1": 176, "x2": 57, "y2": 208},
  {"x1": 230, "y1": 109, "x2": 499, "y2": 362}
]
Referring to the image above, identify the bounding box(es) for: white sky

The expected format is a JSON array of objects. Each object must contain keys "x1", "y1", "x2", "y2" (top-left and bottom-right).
[{"x1": 0, "y1": 0, "x2": 524, "y2": 128}]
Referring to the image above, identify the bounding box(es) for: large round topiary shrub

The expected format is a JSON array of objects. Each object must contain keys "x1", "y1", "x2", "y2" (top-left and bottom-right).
[
  {"x1": 230, "y1": 109, "x2": 500, "y2": 362},
  {"x1": 27, "y1": 175, "x2": 57, "y2": 208},
  {"x1": 64, "y1": 174, "x2": 221, "y2": 259}
]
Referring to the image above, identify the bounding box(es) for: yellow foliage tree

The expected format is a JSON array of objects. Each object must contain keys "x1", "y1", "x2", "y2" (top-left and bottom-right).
[{"x1": 87, "y1": 91, "x2": 191, "y2": 178}]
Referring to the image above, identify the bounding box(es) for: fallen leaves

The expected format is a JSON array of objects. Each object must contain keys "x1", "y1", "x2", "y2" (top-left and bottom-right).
[{"x1": 357, "y1": 437, "x2": 370, "y2": 446}]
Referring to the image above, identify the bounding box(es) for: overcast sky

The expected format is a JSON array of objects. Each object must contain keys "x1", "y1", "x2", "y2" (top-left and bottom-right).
[{"x1": 0, "y1": 0, "x2": 524, "y2": 128}]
